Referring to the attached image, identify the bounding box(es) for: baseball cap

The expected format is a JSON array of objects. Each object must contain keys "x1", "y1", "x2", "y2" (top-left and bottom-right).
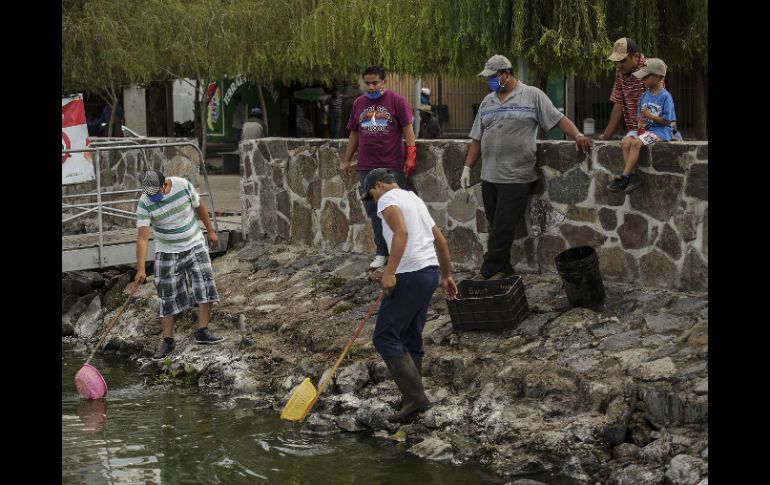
[
  {"x1": 478, "y1": 55, "x2": 513, "y2": 76},
  {"x1": 608, "y1": 37, "x2": 639, "y2": 61},
  {"x1": 250, "y1": 107, "x2": 262, "y2": 117},
  {"x1": 420, "y1": 87, "x2": 431, "y2": 96},
  {"x1": 142, "y1": 169, "x2": 166, "y2": 202},
  {"x1": 632, "y1": 58, "x2": 667, "y2": 78},
  {"x1": 360, "y1": 168, "x2": 395, "y2": 201}
]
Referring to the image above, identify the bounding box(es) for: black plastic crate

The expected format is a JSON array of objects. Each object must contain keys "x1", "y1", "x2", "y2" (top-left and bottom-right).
[{"x1": 447, "y1": 275, "x2": 530, "y2": 332}]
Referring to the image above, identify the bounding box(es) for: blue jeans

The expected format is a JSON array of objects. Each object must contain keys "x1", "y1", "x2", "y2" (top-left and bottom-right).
[
  {"x1": 358, "y1": 169, "x2": 407, "y2": 256},
  {"x1": 372, "y1": 266, "x2": 439, "y2": 359}
]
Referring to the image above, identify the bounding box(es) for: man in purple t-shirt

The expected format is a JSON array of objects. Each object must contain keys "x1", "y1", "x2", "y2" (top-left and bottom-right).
[{"x1": 342, "y1": 65, "x2": 417, "y2": 270}]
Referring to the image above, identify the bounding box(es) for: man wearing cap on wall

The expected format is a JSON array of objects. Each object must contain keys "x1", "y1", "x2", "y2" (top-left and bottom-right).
[
  {"x1": 341, "y1": 65, "x2": 418, "y2": 270},
  {"x1": 242, "y1": 107, "x2": 265, "y2": 141},
  {"x1": 130, "y1": 170, "x2": 225, "y2": 361},
  {"x1": 598, "y1": 37, "x2": 647, "y2": 141},
  {"x1": 362, "y1": 167, "x2": 458, "y2": 423},
  {"x1": 460, "y1": 54, "x2": 592, "y2": 280},
  {"x1": 418, "y1": 104, "x2": 442, "y2": 140}
]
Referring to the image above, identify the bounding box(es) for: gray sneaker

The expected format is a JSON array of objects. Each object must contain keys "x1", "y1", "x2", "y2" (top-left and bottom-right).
[
  {"x1": 152, "y1": 338, "x2": 175, "y2": 361},
  {"x1": 194, "y1": 327, "x2": 225, "y2": 345},
  {"x1": 624, "y1": 173, "x2": 643, "y2": 193},
  {"x1": 607, "y1": 174, "x2": 629, "y2": 192}
]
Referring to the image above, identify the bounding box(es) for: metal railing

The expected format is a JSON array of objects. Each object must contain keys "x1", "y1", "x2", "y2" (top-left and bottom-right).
[{"x1": 62, "y1": 140, "x2": 221, "y2": 268}]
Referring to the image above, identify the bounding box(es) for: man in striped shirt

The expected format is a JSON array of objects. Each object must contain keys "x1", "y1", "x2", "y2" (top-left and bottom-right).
[
  {"x1": 132, "y1": 170, "x2": 225, "y2": 361},
  {"x1": 599, "y1": 37, "x2": 647, "y2": 141}
]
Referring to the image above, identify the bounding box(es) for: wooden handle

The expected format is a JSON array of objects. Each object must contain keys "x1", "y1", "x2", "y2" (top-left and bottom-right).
[
  {"x1": 299, "y1": 291, "x2": 384, "y2": 422},
  {"x1": 85, "y1": 282, "x2": 139, "y2": 364}
]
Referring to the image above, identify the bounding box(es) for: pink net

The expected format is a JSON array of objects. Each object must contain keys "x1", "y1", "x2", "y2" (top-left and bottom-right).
[{"x1": 74, "y1": 363, "x2": 108, "y2": 400}]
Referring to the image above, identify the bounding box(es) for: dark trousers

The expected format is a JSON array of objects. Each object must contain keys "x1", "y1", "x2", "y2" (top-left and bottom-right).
[
  {"x1": 358, "y1": 169, "x2": 407, "y2": 256},
  {"x1": 330, "y1": 115, "x2": 341, "y2": 138},
  {"x1": 373, "y1": 266, "x2": 439, "y2": 359},
  {"x1": 480, "y1": 180, "x2": 533, "y2": 278}
]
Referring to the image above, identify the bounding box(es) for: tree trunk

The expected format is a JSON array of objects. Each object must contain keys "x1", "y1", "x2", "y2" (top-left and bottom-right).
[
  {"x1": 198, "y1": 98, "x2": 208, "y2": 158},
  {"x1": 437, "y1": 75, "x2": 443, "y2": 130},
  {"x1": 691, "y1": 59, "x2": 707, "y2": 140},
  {"x1": 195, "y1": 77, "x2": 210, "y2": 158},
  {"x1": 101, "y1": 87, "x2": 118, "y2": 138},
  {"x1": 194, "y1": 79, "x2": 202, "y2": 147}
]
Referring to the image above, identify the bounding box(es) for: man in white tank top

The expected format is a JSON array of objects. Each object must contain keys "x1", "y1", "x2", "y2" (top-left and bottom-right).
[{"x1": 361, "y1": 168, "x2": 458, "y2": 423}]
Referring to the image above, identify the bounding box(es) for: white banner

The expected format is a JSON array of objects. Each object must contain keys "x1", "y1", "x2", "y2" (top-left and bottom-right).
[{"x1": 62, "y1": 95, "x2": 95, "y2": 185}]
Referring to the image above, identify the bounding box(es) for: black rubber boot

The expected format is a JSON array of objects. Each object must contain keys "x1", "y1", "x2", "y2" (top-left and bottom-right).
[
  {"x1": 395, "y1": 355, "x2": 423, "y2": 411},
  {"x1": 384, "y1": 353, "x2": 431, "y2": 423},
  {"x1": 412, "y1": 355, "x2": 423, "y2": 377}
]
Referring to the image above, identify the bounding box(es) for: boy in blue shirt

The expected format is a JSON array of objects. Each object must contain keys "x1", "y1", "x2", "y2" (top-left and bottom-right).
[{"x1": 607, "y1": 58, "x2": 677, "y2": 193}]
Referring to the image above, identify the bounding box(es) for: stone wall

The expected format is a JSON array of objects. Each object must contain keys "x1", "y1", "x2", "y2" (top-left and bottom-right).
[
  {"x1": 241, "y1": 138, "x2": 708, "y2": 291},
  {"x1": 62, "y1": 137, "x2": 200, "y2": 231}
]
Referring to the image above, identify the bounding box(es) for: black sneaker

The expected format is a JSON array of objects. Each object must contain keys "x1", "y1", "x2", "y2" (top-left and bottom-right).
[
  {"x1": 624, "y1": 173, "x2": 643, "y2": 193},
  {"x1": 607, "y1": 174, "x2": 629, "y2": 192},
  {"x1": 152, "y1": 338, "x2": 175, "y2": 361},
  {"x1": 194, "y1": 327, "x2": 225, "y2": 345}
]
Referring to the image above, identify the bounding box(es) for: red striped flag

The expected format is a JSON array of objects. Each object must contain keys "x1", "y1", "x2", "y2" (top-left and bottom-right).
[{"x1": 62, "y1": 95, "x2": 94, "y2": 185}]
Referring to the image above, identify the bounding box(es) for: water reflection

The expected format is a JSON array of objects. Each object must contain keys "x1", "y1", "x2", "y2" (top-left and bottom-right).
[{"x1": 77, "y1": 398, "x2": 107, "y2": 435}]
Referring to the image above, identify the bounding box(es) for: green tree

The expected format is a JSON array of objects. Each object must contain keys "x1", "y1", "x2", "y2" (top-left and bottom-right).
[
  {"x1": 63, "y1": 0, "x2": 708, "y2": 139},
  {"x1": 63, "y1": 0, "x2": 158, "y2": 137}
]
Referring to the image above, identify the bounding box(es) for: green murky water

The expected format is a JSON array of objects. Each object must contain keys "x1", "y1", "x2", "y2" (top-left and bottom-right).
[{"x1": 62, "y1": 343, "x2": 573, "y2": 484}]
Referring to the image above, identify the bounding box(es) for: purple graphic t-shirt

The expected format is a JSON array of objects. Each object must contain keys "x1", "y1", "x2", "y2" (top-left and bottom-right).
[{"x1": 347, "y1": 90, "x2": 413, "y2": 171}]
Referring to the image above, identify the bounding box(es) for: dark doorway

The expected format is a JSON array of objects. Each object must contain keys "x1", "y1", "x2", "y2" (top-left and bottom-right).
[{"x1": 146, "y1": 82, "x2": 174, "y2": 137}]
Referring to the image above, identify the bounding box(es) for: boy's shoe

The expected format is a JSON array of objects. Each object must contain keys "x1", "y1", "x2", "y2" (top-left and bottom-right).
[
  {"x1": 152, "y1": 338, "x2": 175, "y2": 361},
  {"x1": 607, "y1": 174, "x2": 629, "y2": 192},
  {"x1": 369, "y1": 255, "x2": 388, "y2": 269},
  {"x1": 624, "y1": 173, "x2": 643, "y2": 193},
  {"x1": 194, "y1": 327, "x2": 226, "y2": 345}
]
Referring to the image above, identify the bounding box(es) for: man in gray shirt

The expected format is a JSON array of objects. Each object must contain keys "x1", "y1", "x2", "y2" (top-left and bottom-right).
[{"x1": 460, "y1": 55, "x2": 592, "y2": 279}]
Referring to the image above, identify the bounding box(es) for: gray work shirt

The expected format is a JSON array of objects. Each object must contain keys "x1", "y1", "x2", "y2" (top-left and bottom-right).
[{"x1": 469, "y1": 81, "x2": 563, "y2": 184}]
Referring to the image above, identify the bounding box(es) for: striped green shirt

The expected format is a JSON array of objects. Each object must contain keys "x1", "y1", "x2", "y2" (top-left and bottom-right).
[{"x1": 136, "y1": 176, "x2": 205, "y2": 253}]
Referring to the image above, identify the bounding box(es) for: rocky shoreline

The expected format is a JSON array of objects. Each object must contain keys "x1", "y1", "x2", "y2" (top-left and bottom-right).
[{"x1": 62, "y1": 241, "x2": 708, "y2": 485}]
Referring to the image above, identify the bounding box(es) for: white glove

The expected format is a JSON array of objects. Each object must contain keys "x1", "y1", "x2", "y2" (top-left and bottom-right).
[{"x1": 460, "y1": 166, "x2": 471, "y2": 190}]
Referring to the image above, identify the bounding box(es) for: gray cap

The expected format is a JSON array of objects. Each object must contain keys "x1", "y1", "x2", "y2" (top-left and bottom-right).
[
  {"x1": 141, "y1": 169, "x2": 165, "y2": 196},
  {"x1": 360, "y1": 168, "x2": 395, "y2": 201},
  {"x1": 632, "y1": 58, "x2": 667, "y2": 78},
  {"x1": 478, "y1": 54, "x2": 512, "y2": 76}
]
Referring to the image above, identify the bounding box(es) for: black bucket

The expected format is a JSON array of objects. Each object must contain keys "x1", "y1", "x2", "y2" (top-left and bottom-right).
[{"x1": 554, "y1": 246, "x2": 606, "y2": 308}]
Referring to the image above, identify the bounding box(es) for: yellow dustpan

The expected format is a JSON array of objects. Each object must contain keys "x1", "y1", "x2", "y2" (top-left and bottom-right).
[{"x1": 281, "y1": 291, "x2": 384, "y2": 422}]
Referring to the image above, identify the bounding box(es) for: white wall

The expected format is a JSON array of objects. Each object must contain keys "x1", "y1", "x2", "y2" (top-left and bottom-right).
[
  {"x1": 172, "y1": 79, "x2": 196, "y2": 123},
  {"x1": 123, "y1": 86, "x2": 147, "y2": 136}
]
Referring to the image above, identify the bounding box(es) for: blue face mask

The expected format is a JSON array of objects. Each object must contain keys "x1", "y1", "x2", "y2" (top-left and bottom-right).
[
  {"x1": 148, "y1": 192, "x2": 164, "y2": 203},
  {"x1": 487, "y1": 76, "x2": 502, "y2": 92},
  {"x1": 365, "y1": 90, "x2": 383, "y2": 100}
]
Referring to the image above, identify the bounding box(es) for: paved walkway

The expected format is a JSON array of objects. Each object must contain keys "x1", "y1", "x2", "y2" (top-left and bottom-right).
[{"x1": 196, "y1": 174, "x2": 242, "y2": 231}]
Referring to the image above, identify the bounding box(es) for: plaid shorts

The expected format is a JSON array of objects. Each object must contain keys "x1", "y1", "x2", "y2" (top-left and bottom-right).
[{"x1": 154, "y1": 243, "x2": 219, "y2": 317}]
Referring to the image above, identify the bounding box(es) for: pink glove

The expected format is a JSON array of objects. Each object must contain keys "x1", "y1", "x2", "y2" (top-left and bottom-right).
[{"x1": 404, "y1": 145, "x2": 417, "y2": 177}]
